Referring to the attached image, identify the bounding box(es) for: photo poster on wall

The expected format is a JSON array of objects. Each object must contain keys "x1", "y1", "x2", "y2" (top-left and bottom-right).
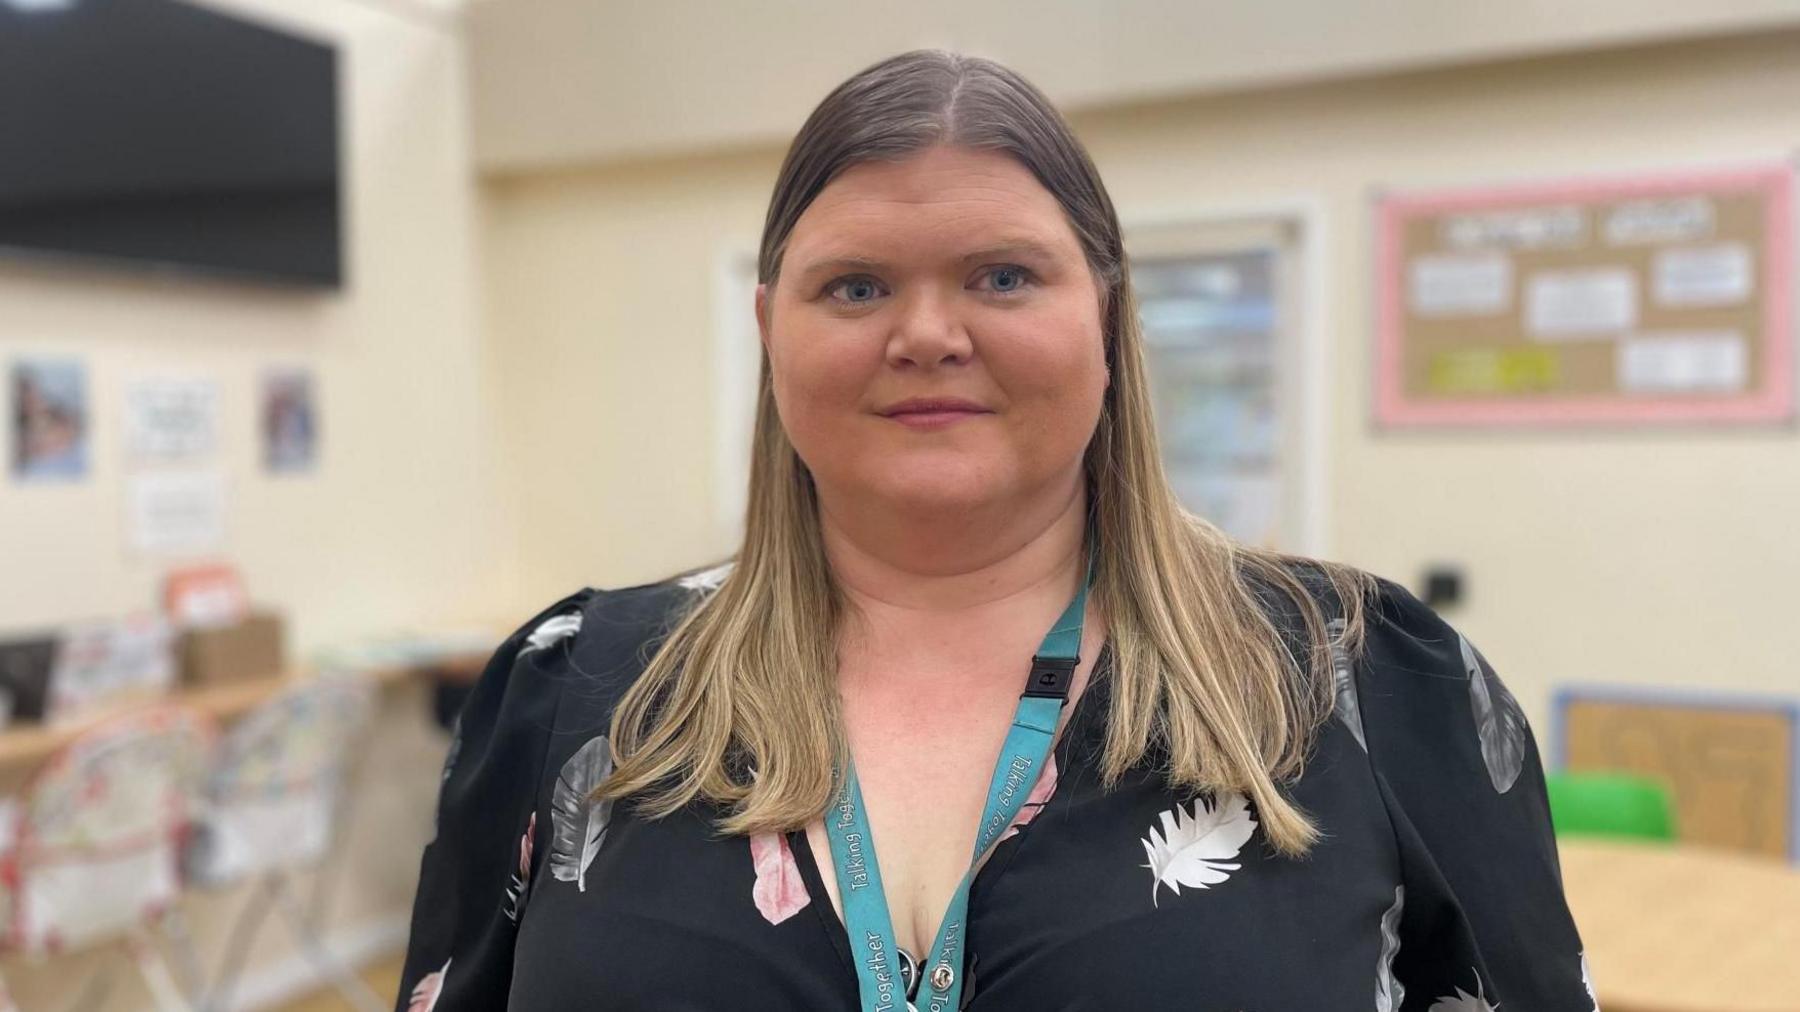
[
  {"x1": 1373, "y1": 163, "x2": 1793, "y2": 428},
  {"x1": 8, "y1": 356, "x2": 90, "y2": 482},
  {"x1": 261, "y1": 367, "x2": 317, "y2": 474}
]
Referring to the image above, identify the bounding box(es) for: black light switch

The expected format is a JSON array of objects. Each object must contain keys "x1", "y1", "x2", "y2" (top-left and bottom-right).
[{"x1": 1421, "y1": 565, "x2": 1463, "y2": 610}]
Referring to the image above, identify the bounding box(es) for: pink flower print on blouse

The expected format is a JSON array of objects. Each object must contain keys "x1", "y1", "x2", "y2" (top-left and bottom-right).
[
  {"x1": 504, "y1": 811, "x2": 536, "y2": 923},
  {"x1": 749, "y1": 830, "x2": 810, "y2": 925},
  {"x1": 406, "y1": 958, "x2": 449, "y2": 1012},
  {"x1": 998, "y1": 752, "x2": 1059, "y2": 843}
]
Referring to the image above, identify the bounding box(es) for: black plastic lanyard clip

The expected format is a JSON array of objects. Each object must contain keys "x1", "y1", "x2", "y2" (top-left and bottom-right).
[{"x1": 1023, "y1": 654, "x2": 1079, "y2": 701}]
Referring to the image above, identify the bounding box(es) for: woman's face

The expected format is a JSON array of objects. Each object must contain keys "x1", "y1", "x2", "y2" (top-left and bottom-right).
[{"x1": 757, "y1": 145, "x2": 1107, "y2": 518}]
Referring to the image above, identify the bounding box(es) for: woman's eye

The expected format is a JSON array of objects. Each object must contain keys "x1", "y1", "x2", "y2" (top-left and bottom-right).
[
  {"x1": 979, "y1": 265, "x2": 1032, "y2": 294},
  {"x1": 828, "y1": 277, "x2": 885, "y2": 304}
]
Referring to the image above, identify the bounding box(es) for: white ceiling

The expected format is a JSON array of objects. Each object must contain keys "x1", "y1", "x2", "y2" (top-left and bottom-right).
[{"x1": 466, "y1": 0, "x2": 1800, "y2": 175}]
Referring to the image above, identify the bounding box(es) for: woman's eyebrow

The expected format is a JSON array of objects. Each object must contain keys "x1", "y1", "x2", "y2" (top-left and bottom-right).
[
  {"x1": 794, "y1": 239, "x2": 1065, "y2": 288},
  {"x1": 793, "y1": 255, "x2": 889, "y2": 289},
  {"x1": 955, "y1": 239, "x2": 1063, "y2": 267}
]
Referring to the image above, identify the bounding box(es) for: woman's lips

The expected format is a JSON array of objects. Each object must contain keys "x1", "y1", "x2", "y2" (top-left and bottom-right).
[
  {"x1": 879, "y1": 399, "x2": 993, "y2": 430},
  {"x1": 886, "y1": 408, "x2": 987, "y2": 430}
]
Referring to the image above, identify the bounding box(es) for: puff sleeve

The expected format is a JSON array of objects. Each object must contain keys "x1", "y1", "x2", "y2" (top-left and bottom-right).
[
  {"x1": 394, "y1": 590, "x2": 592, "y2": 1011},
  {"x1": 1348, "y1": 578, "x2": 1599, "y2": 1011}
]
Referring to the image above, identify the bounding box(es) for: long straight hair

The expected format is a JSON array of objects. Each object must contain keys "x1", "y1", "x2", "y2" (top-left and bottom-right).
[{"x1": 596, "y1": 50, "x2": 1376, "y2": 856}]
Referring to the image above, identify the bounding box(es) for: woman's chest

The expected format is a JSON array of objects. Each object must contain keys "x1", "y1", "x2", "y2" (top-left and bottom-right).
[
  {"x1": 507, "y1": 726, "x2": 1400, "y2": 1010},
  {"x1": 830, "y1": 658, "x2": 1068, "y2": 958},
  {"x1": 959, "y1": 749, "x2": 1402, "y2": 1009},
  {"x1": 819, "y1": 728, "x2": 1018, "y2": 957}
]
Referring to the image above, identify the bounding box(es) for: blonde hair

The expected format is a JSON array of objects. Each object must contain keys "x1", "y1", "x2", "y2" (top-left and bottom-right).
[{"x1": 596, "y1": 50, "x2": 1376, "y2": 856}]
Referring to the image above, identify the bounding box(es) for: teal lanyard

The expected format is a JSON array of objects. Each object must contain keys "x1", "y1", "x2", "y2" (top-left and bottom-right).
[{"x1": 826, "y1": 556, "x2": 1092, "y2": 1012}]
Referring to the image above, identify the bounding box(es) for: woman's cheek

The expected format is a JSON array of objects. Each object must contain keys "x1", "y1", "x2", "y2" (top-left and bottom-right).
[
  {"x1": 793, "y1": 348, "x2": 870, "y2": 420},
  {"x1": 773, "y1": 340, "x2": 866, "y2": 451},
  {"x1": 994, "y1": 319, "x2": 1104, "y2": 403}
]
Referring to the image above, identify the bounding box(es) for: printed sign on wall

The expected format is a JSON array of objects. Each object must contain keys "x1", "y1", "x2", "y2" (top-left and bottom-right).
[{"x1": 125, "y1": 376, "x2": 219, "y2": 464}]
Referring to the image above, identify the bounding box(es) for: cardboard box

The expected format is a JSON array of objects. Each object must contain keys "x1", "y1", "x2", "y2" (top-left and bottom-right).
[{"x1": 180, "y1": 610, "x2": 285, "y2": 687}]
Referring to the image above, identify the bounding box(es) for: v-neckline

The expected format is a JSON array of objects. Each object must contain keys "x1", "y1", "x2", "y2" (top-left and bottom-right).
[{"x1": 787, "y1": 640, "x2": 1116, "y2": 983}]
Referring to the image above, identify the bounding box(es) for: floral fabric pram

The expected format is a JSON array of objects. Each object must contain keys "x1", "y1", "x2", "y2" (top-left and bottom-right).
[
  {"x1": 0, "y1": 705, "x2": 212, "y2": 1012},
  {"x1": 183, "y1": 678, "x2": 372, "y2": 886},
  {"x1": 0, "y1": 706, "x2": 211, "y2": 954}
]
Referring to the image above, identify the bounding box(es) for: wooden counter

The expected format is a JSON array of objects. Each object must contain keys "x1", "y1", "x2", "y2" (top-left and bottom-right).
[
  {"x1": 1561, "y1": 838, "x2": 1800, "y2": 1012},
  {"x1": 0, "y1": 650, "x2": 488, "y2": 772}
]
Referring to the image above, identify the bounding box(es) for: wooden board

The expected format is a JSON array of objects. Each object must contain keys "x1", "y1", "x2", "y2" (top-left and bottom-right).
[
  {"x1": 1556, "y1": 687, "x2": 1798, "y2": 861},
  {"x1": 1374, "y1": 163, "x2": 1793, "y2": 427},
  {"x1": 0, "y1": 653, "x2": 487, "y2": 774}
]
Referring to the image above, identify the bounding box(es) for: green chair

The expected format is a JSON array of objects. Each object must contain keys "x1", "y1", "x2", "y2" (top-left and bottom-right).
[{"x1": 1544, "y1": 771, "x2": 1677, "y2": 842}]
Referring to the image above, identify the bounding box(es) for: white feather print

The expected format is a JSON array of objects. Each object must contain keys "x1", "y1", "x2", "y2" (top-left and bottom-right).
[
  {"x1": 1580, "y1": 951, "x2": 1599, "y2": 1011},
  {"x1": 1328, "y1": 617, "x2": 1368, "y2": 751},
  {"x1": 1461, "y1": 634, "x2": 1527, "y2": 794},
  {"x1": 1428, "y1": 970, "x2": 1498, "y2": 1012},
  {"x1": 523, "y1": 612, "x2": 582, "y2": 654},
  {"x1": 1139, "y1": 792, "x2": 1257, "y2": 906},
  {"x1": 1376, "y1": 885, "x2": 1405, "y2": 1012},
  {"x1": 549, "y1": 735, "x2": 614, "y2": 892},
  {"x1": 677, "y1": 561, "x2": 735, "y2": 592}
]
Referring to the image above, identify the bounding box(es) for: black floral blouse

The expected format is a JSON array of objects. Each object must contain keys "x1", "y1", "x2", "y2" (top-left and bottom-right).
[{"x1": 396, "y1": 564, "x2": 1598, "y2": 1011}]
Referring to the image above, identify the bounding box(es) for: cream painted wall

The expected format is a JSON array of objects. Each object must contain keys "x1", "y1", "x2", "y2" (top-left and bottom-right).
[
  {"x1": 483, "y1": 150, "x2": 776, "y2": 597},
  {"x1": 0, "y1": 0, "x2": 515, "y2": 648},
  {"x1": 466, "y1": 0, "x2": 1800, "y2": 172},
  {"x1": 0, "y1": 0, "x2": 496, "y2": 1005},
  {"x1": 483, "y1": 32, "x2": 1800, "y2": 732},
  {"x1": 1069, "y1": 31, "x2": 1800, "y2": 727}
]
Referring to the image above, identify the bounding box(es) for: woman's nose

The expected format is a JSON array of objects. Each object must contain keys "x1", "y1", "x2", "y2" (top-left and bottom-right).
[{"x1": 883, "y1": 286, "x2": 974, "y2": 370}]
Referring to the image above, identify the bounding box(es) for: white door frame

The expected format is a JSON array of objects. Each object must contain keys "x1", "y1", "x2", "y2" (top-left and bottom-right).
[
  {"x1": 1120, "y1": 195, "x2": 1332, "y2": 557},
  {"x1": 710, "y1": 242, "x2": 762, "y2": 550}
]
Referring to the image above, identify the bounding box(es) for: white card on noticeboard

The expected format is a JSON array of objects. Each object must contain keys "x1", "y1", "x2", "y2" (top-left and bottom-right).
[
  {"x1": 1409, "y1": 253, "x2": 1512, "y2": 317},
  {"x1": 1654, "y1": 243, "x2": 1752, "y2": 307},
  {"x1": 1617, "y1": 331, "x2": 1748, "y2": 393},
  {"x1": 1526, "y1": 268, "x2": 1637, "y2": 338}
]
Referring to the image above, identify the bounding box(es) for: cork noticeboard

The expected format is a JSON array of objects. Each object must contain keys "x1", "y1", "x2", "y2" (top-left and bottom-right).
[
  {"x1": 1375, "y1": 164, "x2": 1794, "y2": 427},
  {"x1": 1555, "y1": 688, "x2": 1798, "y2": 862}
]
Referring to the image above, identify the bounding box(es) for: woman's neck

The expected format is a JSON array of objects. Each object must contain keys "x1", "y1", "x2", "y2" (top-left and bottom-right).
[{"x1": 818, "y1": 473, "x2": 1088, "y2": 619}]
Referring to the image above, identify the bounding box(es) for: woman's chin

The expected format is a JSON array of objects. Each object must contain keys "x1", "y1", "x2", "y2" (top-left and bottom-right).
[{"x1": 851, "y1": 465, "x2": 1017, "y2": 514}]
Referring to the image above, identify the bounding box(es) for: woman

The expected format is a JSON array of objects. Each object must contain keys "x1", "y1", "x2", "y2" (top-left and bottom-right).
[{"x1": 399, "y1": 51, "x2": 1594, "y2": 1011}]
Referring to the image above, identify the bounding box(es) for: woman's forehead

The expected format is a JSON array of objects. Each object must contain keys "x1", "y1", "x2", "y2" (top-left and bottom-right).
[{"x1": 783, "y1": 148, "x2": 1083, "y2": 277}]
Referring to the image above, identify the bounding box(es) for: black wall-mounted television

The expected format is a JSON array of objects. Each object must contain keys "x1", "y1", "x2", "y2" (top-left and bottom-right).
[{"x1": 0, "y1": 0, "x2": 342, "y2": 288}]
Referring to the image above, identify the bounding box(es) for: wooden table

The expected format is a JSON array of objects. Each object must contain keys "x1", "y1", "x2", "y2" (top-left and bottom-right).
[
  {"x1": 0, "y1": 651, "x2": 489, "y2": 772},
  {"x1": 1561, "y1": 839, "x2": 1800, "y2": 1012}
]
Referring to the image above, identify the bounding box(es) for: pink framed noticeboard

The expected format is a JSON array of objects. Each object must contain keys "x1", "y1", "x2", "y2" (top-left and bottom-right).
[{"x1": 1374, "y1": 163, "x2": 1793, "y2": 428}]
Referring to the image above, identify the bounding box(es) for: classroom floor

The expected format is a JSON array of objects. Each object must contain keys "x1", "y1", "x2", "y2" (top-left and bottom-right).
[{"x1": 276, "y1": 954, "x2": 402, "y2": 1012}]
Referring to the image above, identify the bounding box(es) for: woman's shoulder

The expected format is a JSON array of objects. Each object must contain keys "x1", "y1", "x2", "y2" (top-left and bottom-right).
[
  {"x1": 1253, "y1": 553, "x2": 1458, "y2": 669},
  {"x1": 476, "y1": 561, "x2": 736, "y2": 723},
  {"x1": 1352, "y1": 570, "x2": 1490, "y2": 688},
  {"x1": 1293, "y1": 563, "x2": 1539, "y2": 801},
  {"x1": 1251, "y1": 555, "x2": 1517, "y2": 753},
  {"x1": 506, "y1": 559, "x2": 733, "y2": 673}
]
